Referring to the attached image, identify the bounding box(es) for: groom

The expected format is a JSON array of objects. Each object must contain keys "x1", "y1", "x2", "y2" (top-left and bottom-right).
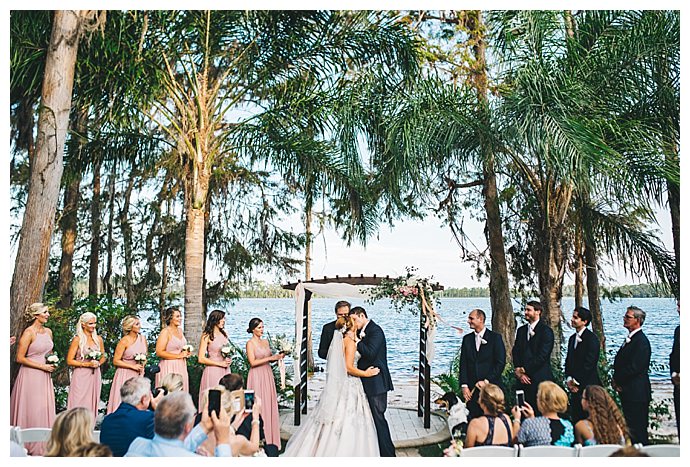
[{"x1": 350, "y1": 306, "x2": 396, "y2": 457}]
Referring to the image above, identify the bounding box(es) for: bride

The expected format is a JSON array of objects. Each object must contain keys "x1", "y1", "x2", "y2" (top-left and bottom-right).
[{"x1": 283, "y1": 315, "x2": 381, "y2": 456}]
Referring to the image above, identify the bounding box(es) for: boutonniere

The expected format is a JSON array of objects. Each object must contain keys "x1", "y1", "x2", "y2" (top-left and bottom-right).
[
  {"x1": 480, "y1": 338, "x2": 488, "y2": 345},
  {"x1": 575, "y1": 335, "x2": 583, "y2": 344},
  {"x1": 624, "y1": 336, "x2": 631, "y2": 344}
]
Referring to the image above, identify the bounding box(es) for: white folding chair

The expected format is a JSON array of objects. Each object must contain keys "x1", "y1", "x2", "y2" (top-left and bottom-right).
[
  {"x1": 16, "y1": 427, "x2": 52, "y2": 448},
  {"x1": 519, "y1": 444, "x2": 578, "y2": 457},
  {"x1": 92, "y1": 430, "x2": 101, "y2": 442},
  {"x1": 10, "y1": 426, "x2": 21, "y2": 444},
  {"x1": 460, "y1": 445, "x2": 519, "y2": 457},
  {"x1": 578, "y1": 444, "x2": 624, "y2": 457},
  {"x1": 640, "y1": 444, "x2": 680, "y2": 457}
]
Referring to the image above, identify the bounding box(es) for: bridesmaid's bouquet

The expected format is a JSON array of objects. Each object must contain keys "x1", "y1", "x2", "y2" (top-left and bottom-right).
[
  {"x1": 220, "y1": 344, "x2": 233, "y2": 359},
  {"x1": 45, "y1": 351, "x2": 59, "y2": 366},
  {"x1": 271, "y1": 334, "x2": 295, "y2": 357},
  {"x1": 86, "y1": 350, "x2": 102, "y2": 373},
  {"x1": 134, "y1": 353, "x2": 147, "y2": 364},
  {"x1": 182, "y1": 344, "x2": 194, "y2": 354}
]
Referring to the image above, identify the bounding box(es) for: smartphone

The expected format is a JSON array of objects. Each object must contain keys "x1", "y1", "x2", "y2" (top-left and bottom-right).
[
  {"x1": 208, "y1": 389, "x2": 221, "y2": 417},
  {"x1": 244, "y1": 389, "x2": 255, "y2": 413},
  {"x1": 516, "y1": 389, "x2": 526, "y2": 408}
]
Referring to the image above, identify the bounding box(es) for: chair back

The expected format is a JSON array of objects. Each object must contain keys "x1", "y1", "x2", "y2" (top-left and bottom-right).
[
  {"x1": 640, "y1": 444, "x2": 680, "y2": 457},
  {"x1": 92, "y1": 430, "x2": 101, "y2": 443},
  {"x1": 460, "y1": 445, "x2": 518, "y2": 457},
  {"x1": 519, "y1": 444, "x2": 578, "y2": 457},
  {"x1": 578, "y1": 444, "x2": 623, "y2": 457},
  {"x1": 16, "y1": 427, "x2": 52, "y2": 446}
]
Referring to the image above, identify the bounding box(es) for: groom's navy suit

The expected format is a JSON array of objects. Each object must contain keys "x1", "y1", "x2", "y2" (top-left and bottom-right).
[
  {"x1": 459, "y1": 328, "x2": 506, "y2": 420},
  {"x1": 357, "y1": 320, "x2": 395, "y2": 457}
]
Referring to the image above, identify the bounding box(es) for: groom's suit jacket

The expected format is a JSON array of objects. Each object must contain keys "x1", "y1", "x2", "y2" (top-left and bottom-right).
[
  {"x1": 459, "y1": 328, "x2": 506, "y2": 389},
  {"x1": 357, "y1": 320, "x2": 394, "y2": 396}
]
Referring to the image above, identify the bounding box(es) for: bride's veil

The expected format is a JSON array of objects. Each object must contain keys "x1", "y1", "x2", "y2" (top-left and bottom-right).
[{"x1": 311, "y1": 328, "x2": 347, "y2": 422}]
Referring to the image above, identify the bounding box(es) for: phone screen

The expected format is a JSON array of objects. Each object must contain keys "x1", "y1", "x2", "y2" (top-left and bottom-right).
[
  {"x1": 516, "y1": 390, "x2": 525, "y2": 407},
  {"x1": 208, "y1": 389, "x2": 221, "y2": 417},
  {"x1": 244, "y1": 389, "x2": 255, "y2": 413}
]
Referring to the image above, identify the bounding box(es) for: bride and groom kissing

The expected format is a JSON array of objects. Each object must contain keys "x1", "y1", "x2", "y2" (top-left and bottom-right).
[{"x1": 283, "y1": 302, "x2": 396, "y2": 457}]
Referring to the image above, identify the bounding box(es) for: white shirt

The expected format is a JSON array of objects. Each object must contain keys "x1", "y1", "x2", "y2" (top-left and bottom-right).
[{"x1": 475, "y1": 328, "x2": 487, "y2": 351}]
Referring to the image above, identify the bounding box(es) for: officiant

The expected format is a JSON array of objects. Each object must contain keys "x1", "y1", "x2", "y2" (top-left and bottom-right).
[{"x1": 317, "y1": 301, "x2": 351, "y2": 360}]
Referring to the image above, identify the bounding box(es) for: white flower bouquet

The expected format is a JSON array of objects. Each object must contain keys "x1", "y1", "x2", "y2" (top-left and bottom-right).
[
  {"x1": 134, "y1": 353, "x2": 147, "y2": 364},
  {"x1": 220, "y1": 344, "x2": 233, "y2": 359},
  {"x1": 182, "y1": 344, "x2": 194, "y2": 353},
  {"x1": 46, "y1": 352, "x2": 59, "y2": 366},
  {"x1": 86, "y1": 350, "x2": 102, "y2": 361},
  {"x1": 271, "y1": 334, "x2": 295, "y2": 358}
]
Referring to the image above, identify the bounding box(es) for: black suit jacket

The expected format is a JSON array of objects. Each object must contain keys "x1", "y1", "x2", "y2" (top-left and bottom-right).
[
  {"x1": 318, "y1": 320, "x2": 337, "y2": 360},
  {"x1": 670, "y1": 325, "x2": 680, "y2": 375},
  {"x1": 564, "y1": 328, "x2": 601, "y2": 388},
  {"x1": 512, "y1": 320, "x2": 554, "y2": 383},
  {"x1": 459, "y1": 328, "x2": 506, "y2": 388},
  {"x1": 356, "y1": 320, "x2": 394, "y2": 396},
  {"x1": 614, "y1": 330, "x2": 651, "y2": 402}
]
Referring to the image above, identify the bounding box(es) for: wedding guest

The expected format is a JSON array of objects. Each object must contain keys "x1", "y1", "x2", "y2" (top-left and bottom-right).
[
  {"x1": 574, "y1": 385, "x2": 629, "y2": 446},
  {"x1": 609, "y1": 446, "x2": 649, "y2": 457},
  {"x1": 100, "y1": 377, "x2": 164, "y2": 456},
  {"x1": 318, "y1": 300, "x2": 351, "y2": 359},
  {"x1": 670, "y1": 302, "x2": 680, "y2": 438},
  {"x1": 613, "y1": 305, "x2": 651, "y2": 445},
  {"x1": 67, "y1": 311, "x2": 106, "y2": 419},
  {"x1": 246, "y1": 317, "x2": 284, "y2": 449},
  {"x1": 198, "y1": 309, "x2": 232, "y2": 402},
  {"x1": 464, "y1": 384, "x2": 515, "y2": 448},
  {"x1": 156, "y1": 306, "x2": 191, "y2": 392},
  {"x1": 73, "y1": 442, "x2": 113, "y2": 457},
  {"x1": 459, "y1": 308, "x2": 506, "y2": 420},
  {"x1": 125, "y1": 391, "x2": 232, "y2": 457},
  {"x1": 197, "y1": 386, "x2": 262, "y2": 456},
  {"x1": 44, "y1": 407, "x2": 95, "y2": 457},
  {"x1": 159, "y1": 372, "x2": 184, "y2": 394},
  {"x1": 564, "y1": 306, "x2": 601, "y2": 423},
  {"x1": 218, "y1": 373, "x2": 278, "y2": 456},
  {"x1": 512, "y1": 381, "x2": 574, "y2": 447},
  {"x1": 10, "y1": 302, "x2": 56, "y2": 455},
  {"x1": 107, "y1": 316, "x2": 148, "y2": 414},
  {"x1": 512, "y1": 300, "x2": 554, "y2": 415}
]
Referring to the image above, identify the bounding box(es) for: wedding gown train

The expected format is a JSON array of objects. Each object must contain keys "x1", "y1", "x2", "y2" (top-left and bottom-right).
[{"x1": 282, "y1": 331, "x2": 380, "y2": 456}]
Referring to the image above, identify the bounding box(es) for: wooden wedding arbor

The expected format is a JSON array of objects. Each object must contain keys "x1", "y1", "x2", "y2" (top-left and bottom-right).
[{"x1": 282, "y1": 274, "x2": 444, "y2": 428}]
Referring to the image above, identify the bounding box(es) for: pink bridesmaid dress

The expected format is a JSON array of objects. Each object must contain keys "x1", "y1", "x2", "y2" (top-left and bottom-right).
[
  {"x1": 247, "y1": 344, "x2": 281, "y2": 449},
  {"x1": 107, "y1": 334, "x2": 147, "y2": 414},
  {"x1": 67, "y1": 344, "x2": 102, "y2": 419},
  {"x1": 10, "y1": 332, "x2": 56, "y2": 455},
  {"x1": 198, "y1": 335, "x2": 231, "y2": 402},
  {"x1": 156, "y1": 333, "x2": 189, "y2": 392}
]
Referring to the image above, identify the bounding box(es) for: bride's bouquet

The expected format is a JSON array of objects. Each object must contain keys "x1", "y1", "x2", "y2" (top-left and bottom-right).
[{"x1": 268, "y1": 333, "x2": 295, "y2": 390}]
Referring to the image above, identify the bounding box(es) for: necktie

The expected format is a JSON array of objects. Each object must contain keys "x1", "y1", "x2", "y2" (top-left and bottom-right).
[
  {"x1": 475, "y1": 333, "x2": 481, "y2": 351},
  {"x1": 574, "y1": 334, "x2": 582, "y2": 349}
]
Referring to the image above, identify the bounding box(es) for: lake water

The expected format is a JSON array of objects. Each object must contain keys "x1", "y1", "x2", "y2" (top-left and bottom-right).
[{"x1": 188, "y1": 297, "x2": 677, "y2": 382}]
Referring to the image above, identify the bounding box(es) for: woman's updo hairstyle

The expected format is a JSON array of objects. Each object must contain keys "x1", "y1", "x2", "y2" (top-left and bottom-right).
[
  {"x1": 121, "y1": 315, "x2": 139, "y2": 334},
  {"x1": 24, "y1": 302, "x2": 48, "y2": 322},
  {"x1": 163, "y1": 306, "x2": 180, "y2": 326},
  {"x1": 335, "y1": 315, "x2": 354, "y2": 334},
  {"x1": 478, "y1": 383, "x2": 505, "y2": 416},
  {"x1": 247, "y1": 317, "x2": 263, "y2": 334}
]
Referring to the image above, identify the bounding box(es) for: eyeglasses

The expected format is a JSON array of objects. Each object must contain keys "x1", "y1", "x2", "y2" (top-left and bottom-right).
[
  {"x1": 624, "y1": 315, "x2": 636, "y2": 320},
  {"x1": 336, "y1": 313, "x2": 349, "y2": 318}
]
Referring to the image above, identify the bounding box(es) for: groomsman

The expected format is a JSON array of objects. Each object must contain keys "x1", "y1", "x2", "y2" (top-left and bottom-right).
[
  {"x1": 459, "y1": 309, "x2": 506, "y2": 420},
  {"x1": 613, "y1": 305, "x2": 651, "y2": 445},
  {"x1": 670, "y1": 302, "x2": 680, "y2": 438},
  {"x1": 512, "y1": 300, "x2": 554, "y2": 415},
  {"x1": 564, "y1": 306, "x2": 601, "y2": 423},
  {"x1": 317, "y1": 300, "x2": 350, "y2": 359}
]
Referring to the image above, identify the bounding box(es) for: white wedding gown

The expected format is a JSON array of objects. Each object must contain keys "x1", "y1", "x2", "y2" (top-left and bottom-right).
[{"x1": 282, "y1": 331, "x2": 380, "y2": 456}]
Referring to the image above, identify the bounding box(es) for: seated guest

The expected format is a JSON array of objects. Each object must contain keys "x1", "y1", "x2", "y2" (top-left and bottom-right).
[
  {"x1": 512, "y1": 381, "x2": 574, "y2": 447},
  {"x1": 100, "y1": 377, "x2": 164, "y2": 456},
  {"x1": 218, "y1": 373, "x2": 279, "y2": 457},
  {"x1": 73, "y1": 442, "x2": 113, "y2": 457},
  {"x1": 574, "y1": 385, "x2": 629, "y2": 446},
  {"x1": 464, "y1": 384, "x2": 514, "y2": 448},
  {"x1": 610, "y1": 446, "x2": 649, "y2": 457},
  {"x1": 125, "y1": 391, "x2": 232, "y2": 457},
  {"x1": 45, "y1": 407, "x2": 96, "y2": 457}
]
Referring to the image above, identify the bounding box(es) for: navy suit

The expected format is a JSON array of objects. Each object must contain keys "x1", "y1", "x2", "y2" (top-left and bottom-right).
[
  {"x1": 671, "y1": 325, "x2": 680, "y2": 437},
  {"x1": 357, "y1": 320, "x2": 395, "y2": 456},
  {"x1": 614, "y1": 329, "x2": 652, "y2": 445},
  {"x1": 100, "y1": 403, "x2": 154, "y2": 457},
  {"x1": 318, "y1": 320, "x2": 337, "y2": 360},
  {"x1": 564, "y1": 328, "x2": 601, "y2": 423},
  {"x1": 512, "y1": 320, "x2": 554, "y2": 414},
  {"x1": 459, "y1": 328, "x2": 506, "y2": 419}
]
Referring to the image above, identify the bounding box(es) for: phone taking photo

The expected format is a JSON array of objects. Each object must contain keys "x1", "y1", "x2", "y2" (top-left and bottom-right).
[
  {"x1": 516, "y1": 389, "x2": 526, "y2": 408},
  {"x1": 208, "y1": 389, "x2": 221, "y2": 417},
  {"x1": 244, "y1": 389, "x2": 255, "y2": 413}
]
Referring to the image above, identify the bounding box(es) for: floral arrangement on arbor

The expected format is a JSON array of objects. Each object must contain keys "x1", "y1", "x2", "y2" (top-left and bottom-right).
[{"x1": 366, "y1": 266, "x2": 440, "y2": 329}]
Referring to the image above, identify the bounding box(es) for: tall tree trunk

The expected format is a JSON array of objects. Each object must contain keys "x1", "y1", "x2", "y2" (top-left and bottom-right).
[
  {"x1": 584, "y1": 232, "x2": 605, "y2": 350},
  {"x1": 666, "y1": 145, "x2": 680, "y2": 301},
  {"x1": 202, "y1": 192, "x2": 211, "y2": 322},
  {"x1": 573, "y1": 228, "x2": 584, "y2": 308},
  {"x1": 57, "y1": 174, "x2": 81, "y2": 308},
  {"x1": 89, "y1": 156, "x2": 102, "y2": 295},
  {"x1": 102, "y1": 161, "x2": 116, "y2": 296},
  {"x1": 160, "y1": 197, "x2": 172, "y2": 325},
  {"x1": 305, "y1": 202, "x2": 314, "y2": 370},
  {"x1": 120, "y1": 169, "x2": 136, "y2": 306},
  {"x1": 469, "y1": 10, "x2": 516, "y2": 358},
  {"x1": 10, "y1": 10, "x2": 84, "y2": 387}
]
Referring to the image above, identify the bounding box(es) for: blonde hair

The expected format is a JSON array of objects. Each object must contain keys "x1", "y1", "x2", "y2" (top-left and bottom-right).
[
  {"x1": 479, "y1": 383, "x2": 505, "y2": 416},
  {"x1": 45, "y1": 408, "x2": 94, "y2": 456},
  {"x1": 76, "y1": 312, "x2": 99, "y2": 358},
  {"x1": 72, "y1": 442, "x2": 112, "y2": 457},
  {"x1": 199, "y1": 385, "x2": 236, "y2": 416},
  {"x1": 537, "y1": 381, "x2": 569, "y2": 414},
  {"x1": 160, "y1": 372, "x2": 184, "y2": 393},
  {"x1": 121, "y1": 315, "x2": 139, "y2": 334},
  {"x1": 24, "y1": 302, "x2": 48, "y2": 322}
]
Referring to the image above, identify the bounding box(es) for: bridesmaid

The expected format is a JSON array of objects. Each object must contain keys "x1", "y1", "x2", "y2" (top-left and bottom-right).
[
  {"x1": 246, "y1": 317, "x2": 284, "y2": 449},
  {"x1": 10, "y1": 302, "x2": 57, "y2": 455},
  {"x1": 66, "y1": 312, "x2": 106, "y2": 419},
  {"x1": 198, "y1": 309, "x2": 232, "y2": 402},
  {"x1": 107, "y1": 316, "x2": 147, "y2": 414},
  {"x1": 156, "y1": 306, "x2": 191, "y2": 392}
]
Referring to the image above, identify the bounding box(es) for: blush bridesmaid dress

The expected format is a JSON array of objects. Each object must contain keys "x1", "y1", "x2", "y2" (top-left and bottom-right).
[
  {"x1": 247, "y1": 345, "x2": 281, "y2": 449},
  {"x1": 156, "y1": 333, "x2": 189, "y2": 392}
]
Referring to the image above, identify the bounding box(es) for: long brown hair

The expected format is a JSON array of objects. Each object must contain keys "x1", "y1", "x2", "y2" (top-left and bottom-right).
[{"x1": 583, "y1": 385, "x2": 630, "y2": 444}]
